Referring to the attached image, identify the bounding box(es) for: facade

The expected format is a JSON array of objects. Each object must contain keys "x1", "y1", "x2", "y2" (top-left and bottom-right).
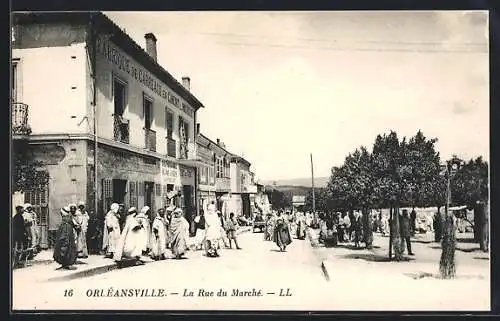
[
  {"x1": 228, "y1": 155, "x2": 258, "y2": 218},
  {"x1": 11, "y1": 12, "x2": 205, "y2": 248},
  {"x1": 195, "y1": 133, "x2": 216, "y2": 214}
]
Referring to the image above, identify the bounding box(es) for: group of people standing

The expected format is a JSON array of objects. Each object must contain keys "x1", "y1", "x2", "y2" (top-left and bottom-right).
[
  {"x1": 319, "y1": 212, "x2": 364, "y2": 248},
  {"x1": 13, "y1": 203, "x2": 43, "y2": 265},
  {"x1": 263, "y1": 210, "x2": 307, "y2": 252},
  {"x1": 193, "y1": 202, "x2": 242, "y2": 258},
  {"x1": 101, "y1": 203, "x2": 190, "y2": 267}
]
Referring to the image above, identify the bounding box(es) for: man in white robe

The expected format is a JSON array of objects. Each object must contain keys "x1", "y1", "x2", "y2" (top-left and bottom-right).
[
  {"x1": 76, "y1": 201, "x2": 90, "y2": 258},
  {"x1": 135, "y1": 206, "x2": 152, "y2": 255},
  {"x1": 205, "y1": 205, "x2": 222, "y2": 257},
  {"x1": 102, "y1": 203, "x2": 121, "y2": 258},
  {"x1": 114, "y1": 207, "x2": 144, "y2": 265},
  {"x1": 150, "y1": 208, "x2": 168, "y2": 260}
]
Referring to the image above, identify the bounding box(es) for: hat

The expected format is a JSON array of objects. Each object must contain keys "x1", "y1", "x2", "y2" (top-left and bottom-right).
[
  {"x1": 128, "y1": 207, "x2": 137, "y2": 215},
  {"x1": 23, "y1": 203, "x2": 32, "y2": 210},
  {"x1": 166, "y1": 205, "x2": 176, "y2": 212},
  {"x1": 78, "y1": 201, "x2": 86, "y2": 207},
  {"x1": 110, "y1": 203, "x2": 119, "y2": 213},
  {"x1": 69, "y1": 203, "x2": 77, "y2": 209},
  {"x1": 60, "y1": 206, "x2": 70, "y2": 216}
]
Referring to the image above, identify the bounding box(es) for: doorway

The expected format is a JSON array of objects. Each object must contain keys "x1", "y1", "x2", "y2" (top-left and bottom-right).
[
  {"x1": 112, "y1": 179, "x2": 127, "y2": 205},
  {"x1": 144, "y1": 181, "x2": 155, "y2": 217},
  {"x1": 242, "y1": 194, "x2": 251, "y2": 218}
]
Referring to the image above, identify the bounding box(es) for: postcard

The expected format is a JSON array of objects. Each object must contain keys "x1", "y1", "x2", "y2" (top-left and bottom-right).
[{"x1": 10, "y1": 10, "x2": 490, "y2": 311}]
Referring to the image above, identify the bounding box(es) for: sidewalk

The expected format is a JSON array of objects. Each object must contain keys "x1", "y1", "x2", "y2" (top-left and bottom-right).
[
  {"x1": 306, "y1": 228, "x2": 490, "y2": 310},
  {"x1": 13, "y1": 225, "x2": 253, "y2": 282}
]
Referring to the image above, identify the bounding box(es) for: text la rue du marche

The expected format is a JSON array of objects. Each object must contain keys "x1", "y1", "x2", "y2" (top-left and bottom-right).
[{"x1": 83, "y1": 287, "x2": 293, "y2": 298}]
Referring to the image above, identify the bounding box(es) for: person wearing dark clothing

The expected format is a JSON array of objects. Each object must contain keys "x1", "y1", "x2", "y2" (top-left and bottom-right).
[
  {"x1": 13, "y1": 205, "x2": 28, "y2": 266},
  {"x1": 86, "y1": 212, "x2": 103, "y2": 254},
  {"x1": 274, "y1": 212, "x2": 292, "y2": 251},
  {"x1": 400, "y1": 210, "x2": 414, "y2": 255},
  {"x1": 433, "y1": 212, "x2": 442, "y2": 242},
  {"x1": 53, "y1": 207, "x2": 78, "y2": 269},
  {"x1": 194, "y1": 210, "x2": 206, "y2": 250},
  {"x1": 410, "y1": 209, "x2": 417, "y2": 236},
  {"x1": 352, "y1": 213, "x2": 363, "y2": 248},
  {"x1": 324, "y1": 213, "x2": 337, "y2": 247}
]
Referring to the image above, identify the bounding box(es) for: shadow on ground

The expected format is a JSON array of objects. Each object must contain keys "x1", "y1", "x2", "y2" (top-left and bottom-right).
[
  {"x1": 46, "y1": 264, "x2": 118, "y2": 282},
  {"x1": 404, "y1": 271, "x2": 486, "y2": 280},
  {"x1": 341, "y1": 253, "x2": 414, "y2": 263}
]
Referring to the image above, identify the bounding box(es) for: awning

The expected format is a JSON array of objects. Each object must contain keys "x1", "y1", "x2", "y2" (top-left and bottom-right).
[{"x1": 449, "y1": 205, "x2": 467, "y2": 211}]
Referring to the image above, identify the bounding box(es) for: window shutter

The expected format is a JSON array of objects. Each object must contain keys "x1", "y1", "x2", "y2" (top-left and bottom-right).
[
  {"x1": 155, "y1": 183, "x2": 162, "y2": 196},
  {"x1": 138, "y1": 182, "x2": 144, "y2": 196},
  {"x1": 102, "y1": 178, "x2": 113, "y2": 213},
  {"x1": 129, "y1": 181, "x2": 138, "y2": 208}
]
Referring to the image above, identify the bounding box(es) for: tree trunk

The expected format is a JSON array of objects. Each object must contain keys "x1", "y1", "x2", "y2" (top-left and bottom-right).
[
  {"x1": 388, "y1": 207, "x2": 393, "y2": 259},
  {"x1": 439, "y1": 214, "x2": 456, "y2": 279},
  {"x1": 474, "y1": 204, "x2": 481, "y2": 242},
  {"x1": 391, "y1": 206, "x2": 404, "y2": 261},
  {"x1": 362, "y1": 207, "x2": 373, "y2": 249},
  {"x1": 435, "y1": 206, "x2": 442, "y2": 242},
  {"x1": 478, "y1": 202, "x2": 489, "y2": 252}
]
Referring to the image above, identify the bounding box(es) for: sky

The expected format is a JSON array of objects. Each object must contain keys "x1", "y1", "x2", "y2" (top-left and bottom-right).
[{"x1": 104, "y1": 11, "x2": 489, "y2": 182}]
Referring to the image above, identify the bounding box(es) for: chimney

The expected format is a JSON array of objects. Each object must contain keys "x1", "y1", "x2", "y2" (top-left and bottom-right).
[
  {"x1": 144, "y1": 33, "x2": 157, "y2": 62},
  {"x1": 182, "y1": 77, "x2": 191, "y2": 91},
  {"x1": 216, "y1": 138, "x2": 220, "y2": 145},
  {"x1": 196, "y1": 123, "x2": 200, "y2": 135}
]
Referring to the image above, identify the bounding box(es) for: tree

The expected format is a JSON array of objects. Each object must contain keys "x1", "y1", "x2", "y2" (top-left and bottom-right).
[
  {"x1": 12, "y1": 142, "x2": 49, "y2": 193},
  {"x1": 450, "y1": 157, "x2": 489, "y2": 251},
  {"x1": 265, "y1": 187, "x2": 292, "y2": 210},
  {"x1": 372, "y1": 131, "x2": 406, "y2": 260}
]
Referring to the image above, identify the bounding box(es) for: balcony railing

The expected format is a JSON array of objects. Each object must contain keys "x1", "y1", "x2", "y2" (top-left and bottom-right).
[
  {"x1": 215, "y1": 177, "x2": 231, "y2": 192},
  {"x1": 167, "y1": 137, "x2": 176, "y2": 158},
  {"x1": 12, "y1": 102, "x2": 31, "y2": 136},
  {"x1": 179, "y1": 141, "x2": 189, "y2": 159},
  {"x1": 144, "y1": 128, "x2": 156, "y2": 152},
  {"x1": 113, "y1": 115, "x2": 129, "y2": 144}
]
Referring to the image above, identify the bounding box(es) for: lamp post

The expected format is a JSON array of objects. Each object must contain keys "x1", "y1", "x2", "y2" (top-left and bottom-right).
[{"x1": 440, "y1": 156, "x2": 462, "y2": 279}]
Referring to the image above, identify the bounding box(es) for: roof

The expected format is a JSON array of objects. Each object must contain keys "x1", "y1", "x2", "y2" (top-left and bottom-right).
[
  {"x1": 13, "y1": 11, "x2": 204, "y2": 110},
  {"x1": 230, "y1": 154, "x2": 251, "y2": 167},
  {"x1": 196, "y1": 133, "x2": 232, "y2": 157}
]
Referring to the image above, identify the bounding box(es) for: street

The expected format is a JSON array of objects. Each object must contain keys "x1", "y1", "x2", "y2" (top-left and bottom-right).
[
  {"x1": 12, "y1": 229, "x2": 490, "y2": 311},
  {"x1": 12, "y1": 230, "x2": 331, "y2": 311}
]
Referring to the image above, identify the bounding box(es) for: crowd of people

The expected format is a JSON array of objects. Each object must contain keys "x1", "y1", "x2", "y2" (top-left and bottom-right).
[
  {"x1": 12, "y1": 194, "x2": 249, "y2": 270},
  {"x1": 262, "y1": 210, "x2": 309, "y2": 251}
]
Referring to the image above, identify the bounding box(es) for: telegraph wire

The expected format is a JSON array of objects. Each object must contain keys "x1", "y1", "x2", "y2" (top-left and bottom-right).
[{"x1": 213, "y1": 40, "x2": 487, "y2": 54}]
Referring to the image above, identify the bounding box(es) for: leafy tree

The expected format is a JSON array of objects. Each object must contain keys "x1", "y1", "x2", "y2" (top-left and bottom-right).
[{"x1": 12, "y1": 142, "x2": 49, "y2": 193}]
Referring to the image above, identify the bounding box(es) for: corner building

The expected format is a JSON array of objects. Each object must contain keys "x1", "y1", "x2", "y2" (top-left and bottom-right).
[{"x1": 11, "y1": 12, "x2": 205, "y2": 248}]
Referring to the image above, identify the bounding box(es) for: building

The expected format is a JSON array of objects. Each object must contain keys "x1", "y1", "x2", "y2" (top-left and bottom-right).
[
  {"x1": 228, "y1": 155, "x2": 258, "y2": 218},
  {"x1": 11, "y1": 12, "x2": 205, "y2": 248},
  {"x1": 195, "y1": 132, "x2": 216, "y2": 213}
]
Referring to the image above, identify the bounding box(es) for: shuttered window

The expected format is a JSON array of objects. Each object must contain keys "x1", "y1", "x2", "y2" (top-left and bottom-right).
[
  {"x1": 129, "y1": 181, "x2": 138, "y2": 208},
  {"x1": 102, "y1": 178, "x2": 113, "y2": 213}
]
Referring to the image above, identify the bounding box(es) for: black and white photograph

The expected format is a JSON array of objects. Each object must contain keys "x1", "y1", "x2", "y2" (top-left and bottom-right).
[{"x1": 10, "y1": 10, "x2": 490, "y2": 311}]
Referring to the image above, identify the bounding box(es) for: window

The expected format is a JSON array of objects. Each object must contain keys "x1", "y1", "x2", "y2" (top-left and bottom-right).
[
  {"x1": 143, "y1": 94, "x2": 153, "y2": 129},
  {"x1": 113, "y1": 78, "x2": 126, "y2": 116},
  {"x1": 165, "y1": 108, "x2": 174, "y2": 138}
]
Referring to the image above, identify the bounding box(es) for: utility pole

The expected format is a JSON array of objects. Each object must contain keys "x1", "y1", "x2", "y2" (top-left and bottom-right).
[{"x1": 310, "y1": 153, "x2": 316, "y2": 226}]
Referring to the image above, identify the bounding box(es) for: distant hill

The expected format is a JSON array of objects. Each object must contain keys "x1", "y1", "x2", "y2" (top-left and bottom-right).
[{"x1": 261, "y1": 177, "x2": 329, "y2": 188}]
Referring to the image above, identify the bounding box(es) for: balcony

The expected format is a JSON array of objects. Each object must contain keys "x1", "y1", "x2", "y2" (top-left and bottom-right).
[
  {"x1": 113, "y1": 115, "x2": 129, "y2": 144},
  {"x1": 178, "y1": 141, "x2": 205, "y2": 168},
  {"x1": 12, "y1": 102, "x2": 31, "y2": 137},
  {"x1": 215, "y1": 177, "x2": 231, "y2": 192},
  {"x1": 167, "y1": 137, "x2": 176, "y2": 158},
  {"x1": 144, "y1": 128, "x2": 156, "y2": 152}
]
